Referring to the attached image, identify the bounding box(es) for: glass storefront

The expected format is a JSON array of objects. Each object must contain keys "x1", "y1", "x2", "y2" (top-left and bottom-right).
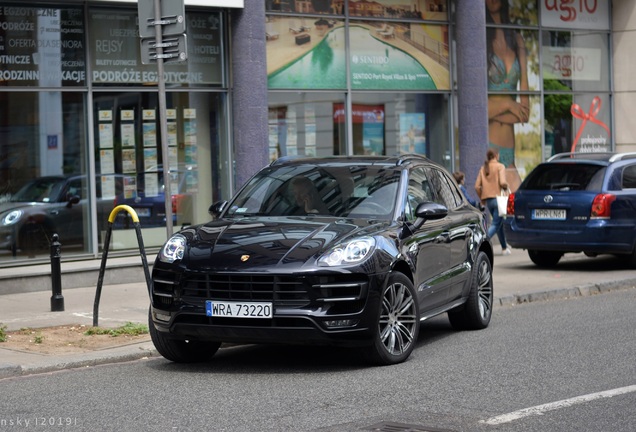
[
  {"x1": 0, "y1": 3, "x2": 230, "y2": 265},
  {"x1": 487, "y1": 0, "x2": 611, "y2": 189},
  {"x1": 265, "y1": 0, "x2": 452, "y2": 167}
]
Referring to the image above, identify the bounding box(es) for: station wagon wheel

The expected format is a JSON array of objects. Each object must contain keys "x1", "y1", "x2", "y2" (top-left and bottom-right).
[
  {"x1": 528, "y1": 249, "x2": 562, "y2": 268},
  {"x1": 448, "y1": 250, "x2": 493, "y2": 330},
  {"x1": 148, "y1": 308, "x2": 221, "y2": 363},
  {"x1": 365, "y1": 272, "x2": 419, "y2": 365}
]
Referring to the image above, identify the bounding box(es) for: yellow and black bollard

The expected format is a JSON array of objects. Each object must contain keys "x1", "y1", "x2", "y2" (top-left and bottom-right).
[{"x1": 93, "y1": 205, "x2": 152, "y2": 327}]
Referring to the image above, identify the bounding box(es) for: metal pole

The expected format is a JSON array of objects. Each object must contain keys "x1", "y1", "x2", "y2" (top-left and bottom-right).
[
  {"x1": 50, "y1": 233, "x2": 64, "y2": 312},
  {"x1": 93, "y1": 223, "x2": 112, "y2": 327},
  {"x1": 154, "y1": 0, "x2": 174, "y2": 238}
]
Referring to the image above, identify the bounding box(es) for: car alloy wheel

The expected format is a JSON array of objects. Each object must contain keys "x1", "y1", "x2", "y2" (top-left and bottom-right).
[
  {"x1": 366, "y1": 272, "x2": 419, "y2": 365},
  {"x1": 448, "y1": 251, "x2": 493, "y2": 330}
]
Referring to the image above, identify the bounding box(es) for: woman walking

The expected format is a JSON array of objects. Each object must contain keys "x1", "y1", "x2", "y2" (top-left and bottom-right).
[{"x1": 475, "y1": 148, "x2": 511, "y2": 255}]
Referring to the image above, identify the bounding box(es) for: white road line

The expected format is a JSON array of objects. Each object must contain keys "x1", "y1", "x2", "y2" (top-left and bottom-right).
[{"x1": 482, "y1": 385, "x2": 636, "y2": 425}]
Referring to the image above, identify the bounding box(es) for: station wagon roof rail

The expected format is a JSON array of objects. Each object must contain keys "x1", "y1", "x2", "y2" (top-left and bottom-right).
[
  {"x1": 547, "y1": 152, "x2": 615, "y2": 162},
  {"x1": 547, "y1": 152, "x2": 636, "y2": 163}
]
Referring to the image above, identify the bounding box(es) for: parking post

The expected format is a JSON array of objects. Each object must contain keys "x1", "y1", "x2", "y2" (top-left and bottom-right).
[{"x1": 50, "y1": 233, "x2": 65, "y2": 312}]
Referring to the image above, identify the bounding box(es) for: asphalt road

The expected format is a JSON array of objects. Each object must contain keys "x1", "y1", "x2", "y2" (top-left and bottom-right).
[{"x1": 0, "y1": 288, "x2": 634, "y2": 432}]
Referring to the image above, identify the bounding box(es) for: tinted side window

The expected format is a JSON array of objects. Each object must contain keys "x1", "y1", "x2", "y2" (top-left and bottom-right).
[
  {"x1": 405, "y1": 167, "x2": 433, "y2": 221},
  {"x1": 622, "y1": 165, "x2": 636, "y2": 189},
  {"x1": 427, "y1": 168, "x2": 460, "y2": 209},
  {"x1": 435, "y1": 169, "x2": 463, "y2": 209}
]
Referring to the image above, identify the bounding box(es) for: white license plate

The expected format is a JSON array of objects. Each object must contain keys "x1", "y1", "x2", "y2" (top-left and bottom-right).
[
  {"x1": 134, "y1": 208, "x2": 151, "y2": 217},
  {"x1": 205, "y1": 300, "x2": 273, "y2": 319},
  {"x1": 533, "y1": 209, "x2": 566, "y2": 220}
]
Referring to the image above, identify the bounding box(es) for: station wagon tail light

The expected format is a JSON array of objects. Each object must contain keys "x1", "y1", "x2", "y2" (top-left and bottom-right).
[
  {"x1": 590, "y1": 194, "x2": 616, "y2": 219},
  {"x1": 506, "y1": 193, "x2": 515, "y2": 216}
]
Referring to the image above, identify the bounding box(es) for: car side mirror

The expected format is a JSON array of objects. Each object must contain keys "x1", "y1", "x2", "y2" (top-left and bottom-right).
[
  {"x1": 208, "y1": 200, "x2": 228, "y2": 218},
  {"x1": 412, "y1": 201, "x2": 447, "y2": 230},
  {"x1": 400, "y1": 201, "x2": 448, "y2": 239},
  {"x1": 66, "y1": 194, "x2": 81, "y2": 208}
]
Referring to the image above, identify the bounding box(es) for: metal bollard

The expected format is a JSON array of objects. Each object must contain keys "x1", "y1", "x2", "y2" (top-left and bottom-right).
[{"x1": 50, "y1": 233, "x2": 65, "y2": 312}]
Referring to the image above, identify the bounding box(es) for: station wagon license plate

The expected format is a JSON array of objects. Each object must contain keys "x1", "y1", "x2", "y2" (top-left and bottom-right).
[
  {"x1": 205, "y1": 300, "x2": 273, "y2": 319},
  {"x1": 533, "y1": 209, "x2": 566, "y2": 220},
  {"x1": 134, "y1": 208, "x2": 151, "y2": 217}
]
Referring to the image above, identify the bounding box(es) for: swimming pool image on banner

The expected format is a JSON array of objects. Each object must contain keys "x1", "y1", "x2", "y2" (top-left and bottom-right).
[
  {"x1": 349, "y1": 26, "x2": 436, "y2": 90},
  {"x1": 268, "y1": 24, "x2": 347, "y2": 89},
  {"x1": 267, "y1": 24, "x2": 439, "y2": 90}
]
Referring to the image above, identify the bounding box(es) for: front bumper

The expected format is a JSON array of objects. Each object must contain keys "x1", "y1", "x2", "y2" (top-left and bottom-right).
[{"x1": 150, "y1": 266, "x2": 388, "y2": 347}]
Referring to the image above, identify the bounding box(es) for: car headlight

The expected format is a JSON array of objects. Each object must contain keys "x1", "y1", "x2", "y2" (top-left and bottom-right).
[
  {"x1": 2, "y1": 210, "x2": 23, "y2": 226},
  {"x1": 159, "y1": 234, "x2": 186, "y2": 263},
  {"x1": 318, "y1": 236, "x2": 375, "y2": 267}
]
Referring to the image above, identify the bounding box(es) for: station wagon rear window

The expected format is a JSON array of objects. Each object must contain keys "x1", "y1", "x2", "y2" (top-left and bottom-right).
[{"x1": 522, "y1": 164, "x2": 606, "y2": 191}]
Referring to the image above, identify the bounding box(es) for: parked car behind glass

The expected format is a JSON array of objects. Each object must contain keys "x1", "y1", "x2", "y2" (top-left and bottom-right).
[
  {"x1": 0, "y1": 175, "x2": 114, "y2": 254},
  {"x1": 149, "y1": 155, "x2": 494, "y2": 365},
  {"x1": 504, "y1": 152, "x2": 636, "y2": 267}
]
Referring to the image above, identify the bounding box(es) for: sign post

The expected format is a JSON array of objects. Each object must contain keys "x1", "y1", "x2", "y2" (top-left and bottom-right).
[{"x1": 138, "y1": 0, "x2": 187, "y2": 239}]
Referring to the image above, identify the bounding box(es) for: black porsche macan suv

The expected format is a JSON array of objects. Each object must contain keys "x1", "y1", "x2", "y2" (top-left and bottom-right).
[{"x1": 149, "y1": 155, "x2": 494, "y2": 365}]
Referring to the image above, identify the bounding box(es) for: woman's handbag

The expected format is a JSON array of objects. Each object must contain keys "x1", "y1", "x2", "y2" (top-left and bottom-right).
[{"x1": 496, "y1": 188, "x2": 510, "y2": 216}]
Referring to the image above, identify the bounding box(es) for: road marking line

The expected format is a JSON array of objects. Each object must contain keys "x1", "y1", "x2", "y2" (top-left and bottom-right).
[{"x1": 482, "y1": 385, "x2": 636, "y2": 425}]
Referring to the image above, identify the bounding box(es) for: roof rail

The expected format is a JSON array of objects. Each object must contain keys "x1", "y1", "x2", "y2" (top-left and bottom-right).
[
  {"x1": 270, "y1": 155, "x2": 307, "y2": 166},
  {"x1": 547, "y1": 152, "x2": 614, "y2": 162},
  {"x1": 608, "y1": 152, "x2": 636, "y2": 162}
]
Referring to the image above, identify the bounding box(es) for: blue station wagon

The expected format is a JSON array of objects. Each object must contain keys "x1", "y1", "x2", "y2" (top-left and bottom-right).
[{"x1": 504, "y1": 152, "x2": 636, "y2": 267}]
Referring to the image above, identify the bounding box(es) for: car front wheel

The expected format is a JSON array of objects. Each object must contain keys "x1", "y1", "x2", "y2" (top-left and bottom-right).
[
  {"x1": 149, "y1": 308, "x2": 221, "y2": 363},
  {"x1": 448, "y1": 250, "x2": 493, "y2": 330},
  {"x1": 365, "y1": 272, "x2": 419, "y2": 366},
  {"x1": 528, "y1": 249, "x2": 562, "y2": 268}
]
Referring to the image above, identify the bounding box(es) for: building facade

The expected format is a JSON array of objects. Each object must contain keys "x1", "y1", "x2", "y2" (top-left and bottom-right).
[{"x1": 0, "y1": 0, "x2": 633, "y2": 270}]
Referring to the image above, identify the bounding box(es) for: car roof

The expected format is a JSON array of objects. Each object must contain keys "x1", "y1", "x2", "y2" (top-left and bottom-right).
[{"x1": 269, "y1": 154, "x2": 440, "y2": 169}]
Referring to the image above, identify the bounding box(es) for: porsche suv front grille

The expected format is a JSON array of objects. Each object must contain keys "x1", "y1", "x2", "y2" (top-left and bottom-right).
[{"x1": 178, "y1": 271, "x2": 368, "y2": 308}]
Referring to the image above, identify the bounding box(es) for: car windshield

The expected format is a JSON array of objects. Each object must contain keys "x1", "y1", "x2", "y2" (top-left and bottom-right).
[
  {"x1": 226, "y1": 164, "x2": 401, "y2": 219},
  {"x1": 10, "y1": 178, "x2": 66, "y2": 203},
  {"x1": 522, "y1": 164, "x2": 606, "y2": 191}
]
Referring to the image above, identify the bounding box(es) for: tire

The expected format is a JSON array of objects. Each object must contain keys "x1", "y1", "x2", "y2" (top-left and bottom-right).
[
  {"x1": 448, "y1": 251, "x2": 493, "y2": 330},
  {"x1": 528, "y1": 249, "x2": 562, "y2": 268},
  {"x1": 365, "y1": 272, "x2": 419, "y2": 366},
  {"x1": 148, "y1": 308, "x2": 221, "y2": 363}
]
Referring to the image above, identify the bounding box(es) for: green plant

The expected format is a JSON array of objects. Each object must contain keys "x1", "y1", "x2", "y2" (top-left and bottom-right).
[
  {"x1": 84, "y1": 322, "x2": 148, "y2": 337},
  {"x1": 0, "y1": 324, "x2": 7, "y2": 342},
  {"x1": 33, "y1": 334, "x2": 44, "y2": 344}
]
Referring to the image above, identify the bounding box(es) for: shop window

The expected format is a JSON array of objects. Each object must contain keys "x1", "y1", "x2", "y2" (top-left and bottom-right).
[
  {"x1": 93, "y1": 92, "x2": 229, "y2": 250},
  {"x1": 0, "y1": 92, "x2": 88, "y2": 262}
]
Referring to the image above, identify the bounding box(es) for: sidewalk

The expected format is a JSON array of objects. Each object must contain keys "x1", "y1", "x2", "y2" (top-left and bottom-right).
[{"x1": 2, "y1": 250, "x2": 636, "y2": 378}]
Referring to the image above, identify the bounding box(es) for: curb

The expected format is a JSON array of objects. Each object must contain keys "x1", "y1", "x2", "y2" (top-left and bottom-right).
[
  {"x1": 495, "y1": 279, "x2": 636, "y2": 307},
  {"x1": 0, "y1": 343, "x2": 158, "y2": 380}
]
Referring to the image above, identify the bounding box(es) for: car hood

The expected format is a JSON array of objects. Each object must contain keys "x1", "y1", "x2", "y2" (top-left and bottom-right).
[{"x1": 180, "y1": 216, "x2": 390, "y2": 271}]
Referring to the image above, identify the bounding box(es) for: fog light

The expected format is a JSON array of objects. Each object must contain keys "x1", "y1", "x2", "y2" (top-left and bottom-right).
[
  {"x1": 155, "y1": 312, "x2": 171, "y2": 322},
  {"x1": 324, "y1": 319, "x2": 359, "y2": 328}
]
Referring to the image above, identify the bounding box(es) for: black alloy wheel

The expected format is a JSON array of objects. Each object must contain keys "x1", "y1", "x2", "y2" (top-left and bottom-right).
[
  {"x1": 366, "y1": 272, "x2": 419, "y2": 365},
  {"x1": 448, "y1": 250, "x2": 493, "y2": 330}
]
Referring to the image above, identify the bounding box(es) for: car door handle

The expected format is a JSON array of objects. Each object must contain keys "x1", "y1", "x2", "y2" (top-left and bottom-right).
[
  {"x1": 50, "y1": 210, "x2": 59, "y2": 216},
  {"x1": 436, "y1": 232, "x2": 450, "y2": 243}
]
